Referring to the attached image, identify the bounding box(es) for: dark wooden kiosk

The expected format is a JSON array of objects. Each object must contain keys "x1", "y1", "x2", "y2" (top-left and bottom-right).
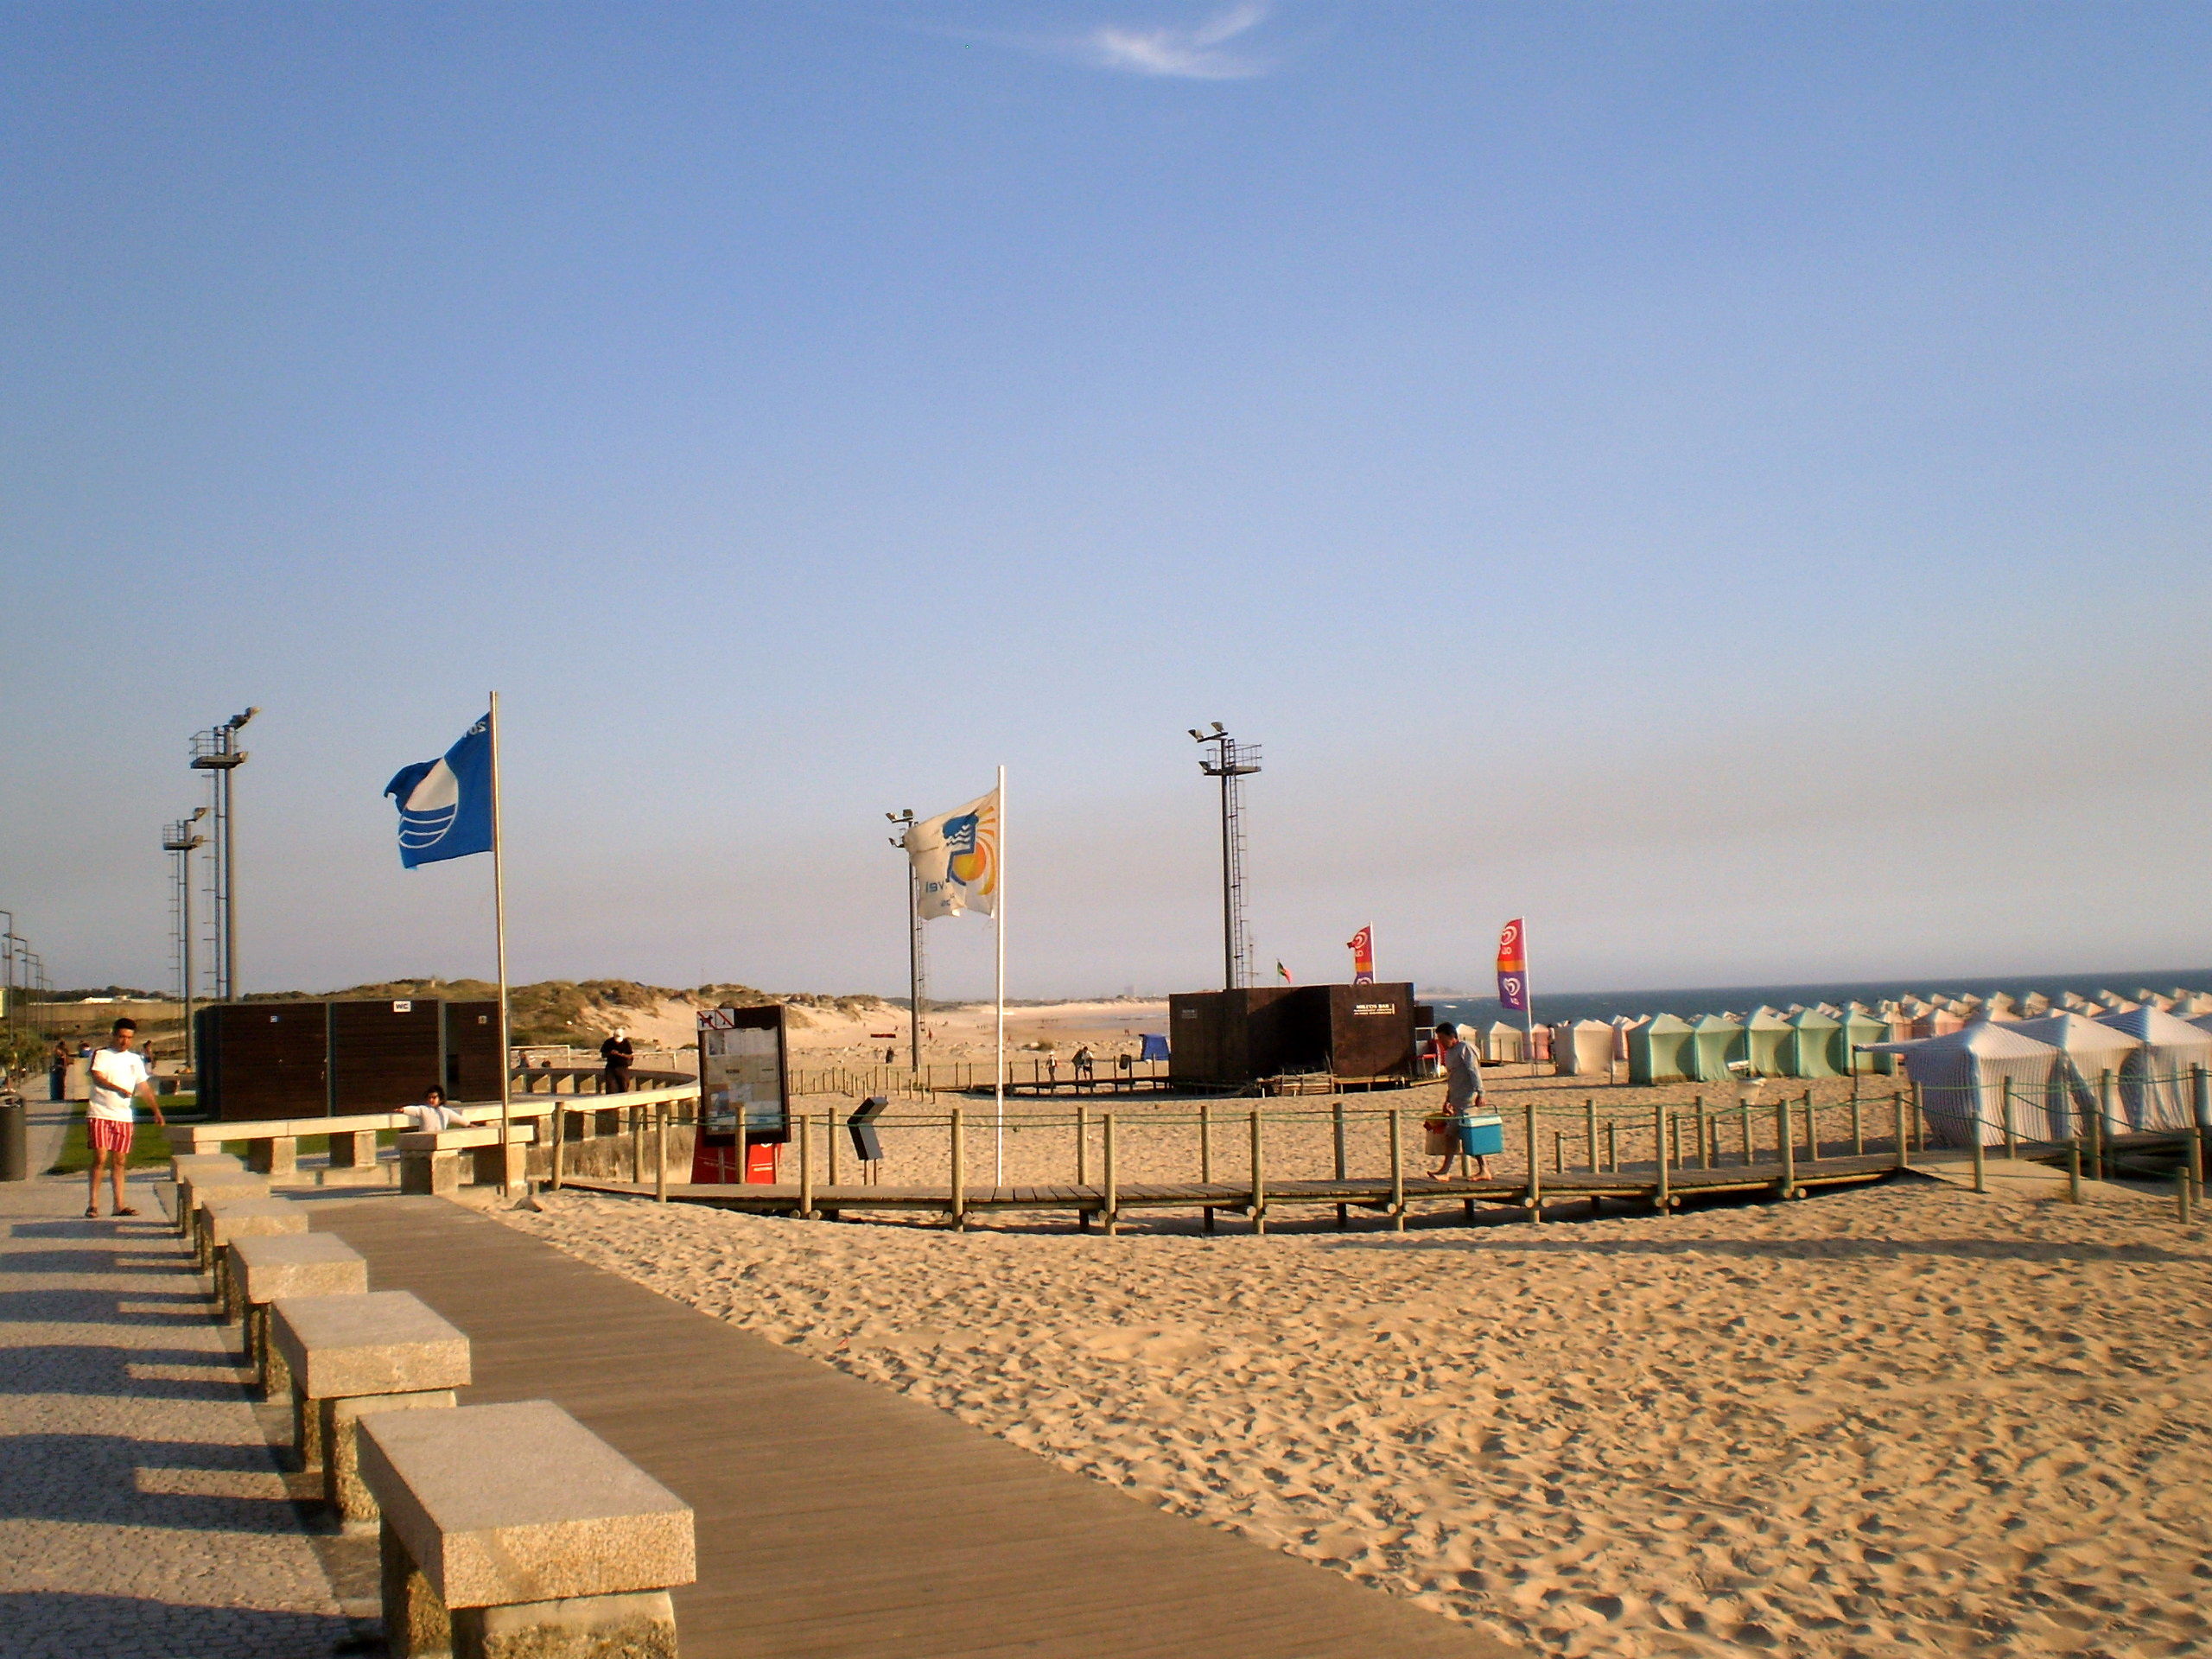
[
  {"x1": 1166, "y1": 982, "x2": 1427, "y2": 1089},
  {"x1": 195, "y1": 997, "x2": 503, "y2": 1122}
]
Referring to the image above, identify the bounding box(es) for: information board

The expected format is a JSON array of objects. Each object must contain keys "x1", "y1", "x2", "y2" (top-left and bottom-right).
[{"x1": 691, "y1": 1003, "x2": 789, "y2": 1184}]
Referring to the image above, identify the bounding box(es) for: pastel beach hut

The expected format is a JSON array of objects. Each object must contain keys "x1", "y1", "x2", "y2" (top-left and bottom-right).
[
  {"x1": 1553, "y1": 1020, "x2": 1617, "y2": 1077},
  {"x1": 1611, "y1": 1015, "x2": 1643, "y2": 1063},
  {"x1": 1784, "y1": 1007, "x2": 1844, "y2": 1079},
  {"x1": 1861, "y1": 1025, "x2": 2061, "y2": 1148},
  {"x1": 1480, "y1": 1021, "x2": 1526, "y2": 1065},
  {"x1": 1838, "y1": 1007, "x2": 1894, "y2": 1075},
  {"x1": 1741, "y1": 1007, "x2": 1791, "y2": 1077},
  {"x1": 2004, "y1": 1013, "x2": 2141, "y2": 1141},
  {"x1": 1910, "y1": 1005, "x2": 1965, "y2": 1039},
  {"x1": 2094, "y1": 1007, "x2": 2212, "y2": 1130},
  {"x1": 1629, "y1": 1014, "x2": 1694, "y2": 1084},
  {"x1": 1686, "y1": 1014, "x2": 1745, "y2": 1084}
]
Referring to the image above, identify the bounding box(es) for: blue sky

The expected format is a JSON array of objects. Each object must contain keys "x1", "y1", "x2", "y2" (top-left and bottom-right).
[{"x1": 3, "y1": 3, "x2": 2207, "y2": 1001}]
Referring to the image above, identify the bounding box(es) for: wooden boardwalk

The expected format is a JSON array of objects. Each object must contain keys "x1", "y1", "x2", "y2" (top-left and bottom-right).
[
  {"x1": 304, "y1": 1193, "x2": 1517, "y2": 1659},
  {"x1": 563, "y1": 1154, "x2": 1899, "y2": 1230}
]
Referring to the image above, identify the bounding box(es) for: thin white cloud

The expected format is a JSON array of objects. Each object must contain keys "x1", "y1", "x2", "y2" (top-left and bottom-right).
[{"x1": 1080, "y1": 3, "x2": 1275, "y2": 79}]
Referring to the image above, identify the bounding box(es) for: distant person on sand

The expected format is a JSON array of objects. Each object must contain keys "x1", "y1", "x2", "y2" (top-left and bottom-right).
[
  {"x1": 404, "y1": 1084, "x2": 464, "y2": 1132},
  {"x1": 86, "y1": 1018, "x2": 165, "y2": 1218},
  {"x1": 600, "y1": 1027, "x2": 634, "y2": 1094},
  {"x1": 1427, "y1": 1020, "x2": 1489, "y2": 1180},
  {"x1": 49, "y1": 1039, "x2": 70, "y2": 1102}
]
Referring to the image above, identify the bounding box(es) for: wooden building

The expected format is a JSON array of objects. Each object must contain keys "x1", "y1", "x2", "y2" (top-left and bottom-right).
[
  {"x1": 196, "y1": 997, "x2": 504, "y2": 1121},
  {"x1": 1166, "y1": 982, "x2": 1424, "y2": 1088}
]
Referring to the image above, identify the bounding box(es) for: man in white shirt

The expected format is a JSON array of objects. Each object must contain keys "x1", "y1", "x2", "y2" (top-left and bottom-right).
[{"x1": 86, "y1": 1018, "x2": 165, "y2": 1218}]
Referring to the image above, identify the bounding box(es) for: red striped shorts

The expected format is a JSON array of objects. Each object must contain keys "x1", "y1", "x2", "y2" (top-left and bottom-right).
[{"x1": 89, "y1": 1117, "x2": 136, "y2": 1154}]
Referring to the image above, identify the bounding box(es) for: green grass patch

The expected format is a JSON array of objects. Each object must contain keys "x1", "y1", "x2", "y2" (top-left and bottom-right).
[{"x1": 47, "y1": 1115, "x2": 181, "y2": 1175}]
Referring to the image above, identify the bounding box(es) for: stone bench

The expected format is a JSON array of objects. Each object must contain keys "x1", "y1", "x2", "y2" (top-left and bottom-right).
[
  {"x1": 399, "y1": 1124, "x2": 535, "y2": 1197},
  {"x1": 198, "y1": 1194, "x2": 302, "y2": 1294},
  {"x1": 360, "y1": 1400, "x2": 694, "y2": 1659},
  {"x1": 179, "y1": 1167, "x2": 267, "y2": 1246},
  {"x1": 227, "y1": 1232, "x2": 368, "y2": 1396},
  {"x1": 271, "y1": 1289, "x2": 471, "y2": 1527}
]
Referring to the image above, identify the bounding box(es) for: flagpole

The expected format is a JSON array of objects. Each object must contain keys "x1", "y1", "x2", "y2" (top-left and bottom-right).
[
  {"x1": 1522, "y1": 918, "x2": 1538, "y2": 1079},
  {"x1": 488, "y1": 692, "x2": 513, "y2": 1194},
  {"x1": 994, "y1": 763, "x2": 1006, "y2": 1190}
]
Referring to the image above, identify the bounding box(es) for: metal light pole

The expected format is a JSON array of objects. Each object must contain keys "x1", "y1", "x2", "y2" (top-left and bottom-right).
[
  {"x1": 162, "y1": 809, "x2": 209, "y2": 1069},
  {"x1": 190, "y1": 706, "x2": 257, "y2": 1001},
  {"x1": 0, "y1": 910, "x2": 14, "y2": 1042},
  {"x1": 887, "y1": 810, "x2": 925, "y2": 1072},
  {"x1": 1189, "y1": 723, "x2": 1262, "y2": 991}
]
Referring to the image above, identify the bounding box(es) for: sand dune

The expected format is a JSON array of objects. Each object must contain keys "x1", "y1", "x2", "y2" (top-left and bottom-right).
[{"x1": 499, "y1": 1180, "x2": 2211, "y2": 1657}]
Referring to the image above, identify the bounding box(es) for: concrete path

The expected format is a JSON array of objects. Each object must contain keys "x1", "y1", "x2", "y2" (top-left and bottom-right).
[{"x1": 0, "y1": 1171, "x2": 362, "y2": 1657}]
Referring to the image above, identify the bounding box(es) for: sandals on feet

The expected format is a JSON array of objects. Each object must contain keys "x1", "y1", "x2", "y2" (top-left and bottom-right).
[
  {"x1": 86, "y1": 1206, "x2": 99, "y2": 1217},
  {"x1": 115, "y1": 1206, "x2": 139, "y2": 1217}
]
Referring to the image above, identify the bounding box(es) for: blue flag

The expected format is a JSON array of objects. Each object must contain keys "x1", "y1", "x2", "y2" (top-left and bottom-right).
[{"x1": 384, "y1": 714, "x2": 493, "y2": 868}]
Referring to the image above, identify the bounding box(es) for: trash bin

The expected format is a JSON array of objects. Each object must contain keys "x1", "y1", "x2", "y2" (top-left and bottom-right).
[{"x1": 0, "y1": 1100, "x2": 28, "y2": 1182}]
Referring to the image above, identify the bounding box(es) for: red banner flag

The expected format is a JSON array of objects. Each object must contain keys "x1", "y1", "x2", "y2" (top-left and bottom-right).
[
  {"x1": 1346, "y1": 925, "x2": 1375, "y2": 985},
  {"x1": 1495, "y1": 918, "x2": 1529, "y2": 1013}
]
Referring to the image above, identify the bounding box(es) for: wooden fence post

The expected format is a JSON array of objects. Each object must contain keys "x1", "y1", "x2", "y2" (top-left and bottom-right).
[
  {"x1": 1605, "y1": 1120, "x2": 1617, "y2": 1173},
  {"x1": 631, "y1": 1108, "x2": 643, "y2": 1185},
  {"x1": 827, "y1": 1105, "x2": 840, "y2": 1187},
  {"x1": 1893, "y1": 1090, "x2": 1910, "y2": 1169},
  {"x1": 1200, "y1": 1101, "x2": 1216, "y2": 1235},
  {"x1": 950, "y1": 1109, "x2": 966, "y2": 1229},
  {"x1": 1585, "y1": 1097, "x2": 1598, "y2": 1173},
  {"x1": 799, "y1": 1110, "x2": 816, "y2": 1219},
  {"x1": 2068, "y1": 1138, "x2": 2082, "y2": 1204},
  {"x1": 1970, "y1": 1113, "x2": 1985, "y2": 1194},
  {"x1": 1524, "y1": 1101, "x2": 1541, "y2": 1221},
  {"x1": 2094, "y1": 1070, "x2": 2113, "y2": 1181},
  {"x1": 1332, "y1": 1100, "x2": 1349, "y2": 1230},
  {"x1": 1389, "y1": 1107, "x2": 1405, "y2": 1231},
  {"x1": 1653, "y1": 1102, "x2": 1669, "y2": 1211},
  {"x1": 550, "y1": 1103, "x2": 565, "y2": 1191},
  {"x1": 1249, "y1": 1110, "x2": 1267, "y2": 1236},
  {"x1": 1076, "y1": 1104, "x2": 1090, "y2": 1185},
  {"x1": 1852, "y1": 1092, "x2": 1864, "y2": 1157},
  {"x1": 655, "y1": 1104, "x2": 668, "y2": 1203},
  {"x1": 1739, "y1": 1102, "x2": 1752, "y2": 1166},
  {"x1": 1695, "y1": 1095, "x2": 1709, "y2": 1169},
  {"x1": 1103, "y1": 1113, "x2": 1119, "y2": 1236},
  {"x1": 1802, "y1": 1092, "x2": 1816, "y2": 1164},
  {"x1": 1776, "y1": 1098, "x2": 1795, "y2": 1198}
]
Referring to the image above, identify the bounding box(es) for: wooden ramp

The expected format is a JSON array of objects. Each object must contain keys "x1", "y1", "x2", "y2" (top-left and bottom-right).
[{"x1": 304, "y1": 1193, "x2": 1516, "y2": 1659}]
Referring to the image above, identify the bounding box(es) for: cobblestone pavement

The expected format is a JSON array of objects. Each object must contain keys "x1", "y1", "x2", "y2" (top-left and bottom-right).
[{"x1": 0, "y1": 1172, "x2": 362, "y2": 1657}]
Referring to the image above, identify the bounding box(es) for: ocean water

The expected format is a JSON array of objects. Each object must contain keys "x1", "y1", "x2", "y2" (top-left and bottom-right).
[{"x1": 1425, "y1": 967, "x2": 2212, "y2": 1030}]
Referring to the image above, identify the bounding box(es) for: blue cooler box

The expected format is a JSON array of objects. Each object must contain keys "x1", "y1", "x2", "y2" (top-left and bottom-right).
[{"x1": 1458, "y1": 1115, "x2": 1505, "y2": 1157}]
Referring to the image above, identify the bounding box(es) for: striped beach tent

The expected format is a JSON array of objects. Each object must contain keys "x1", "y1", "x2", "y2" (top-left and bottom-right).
[
  {"x1": 1861, "y1": 1025, "x2": 2061, "y2": 1149},
  {"x1": 2005, "y1": 1013, "x2": 2140, "y2": 1141},
  {"x1": 1741, "y1": 1007, "x2": 1790, "y2": 1077},
  {"x1": 2093, "y1": 1007, "x2": 2212, "y2": 1130}
]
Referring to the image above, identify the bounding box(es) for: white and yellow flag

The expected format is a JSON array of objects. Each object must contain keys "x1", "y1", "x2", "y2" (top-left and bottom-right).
[{"x1": 903, "y1": 785, "x2": 1000, "y2": 919}]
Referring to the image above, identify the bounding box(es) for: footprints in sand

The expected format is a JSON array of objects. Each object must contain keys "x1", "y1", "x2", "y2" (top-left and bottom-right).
[{"x1": 510, "y1": 1185, "x2": 2212, "y2": 1659}]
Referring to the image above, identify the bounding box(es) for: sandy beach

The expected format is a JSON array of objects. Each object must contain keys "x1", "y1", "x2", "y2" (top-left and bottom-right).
[{"x1": 496, "y1": 1177, "x2": 2211, "y2": 1657}]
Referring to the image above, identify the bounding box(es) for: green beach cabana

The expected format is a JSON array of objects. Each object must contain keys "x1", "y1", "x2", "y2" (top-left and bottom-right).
[
  {"x1": 1687, "y1": 1014, "x2": 1745, "y2": 1083},
  {"x1": 1629, "y1": 1014, "x2": 1694, "y2": 1084},
  {"x1": 1741, "y1": 1007, "x2": 1790, "y2": 1077},
  {"x1": 1784, "y1": 1007, "x2": 1844, "y2": 1078},
  {"x1": 1838, "y1": 1007, "x2": 1894, "y2": 1075}
]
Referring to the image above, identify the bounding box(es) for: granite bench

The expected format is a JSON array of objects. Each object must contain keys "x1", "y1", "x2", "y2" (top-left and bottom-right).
[
  {"x1": 360, "y1": 1400, "x2": 694, "y2": 1659},
  {"x1": 271, "y1": 1289, "x2": 471, "y2": 1527},
  {"x1": 226, "y1": 1232, "x2": 368, "y2": 1396},
  {"x1": 399, "y1": 1124, "x2": 535, "y2": 1197},
  {"x1": 198, "y1": 1194, "x2": 303, "y2": 1293},
  {"x1": 179, "y1": 1167, "x2": 267, "y2": 1247}
]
